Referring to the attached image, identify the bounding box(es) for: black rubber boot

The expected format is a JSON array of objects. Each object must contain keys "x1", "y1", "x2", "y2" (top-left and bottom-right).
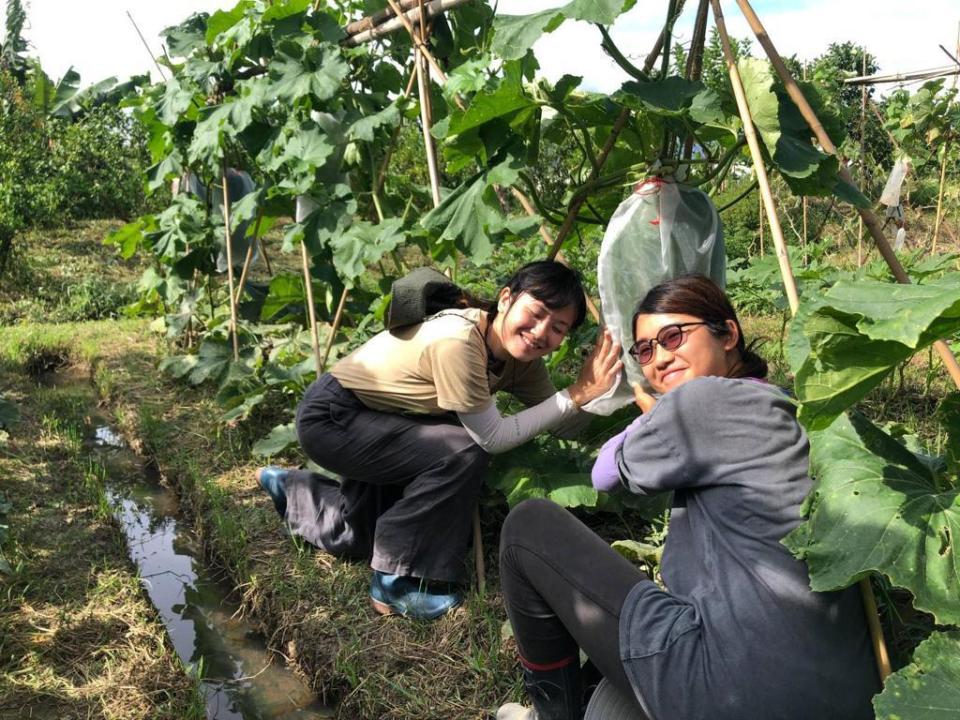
[{"x1": 521, "y1": 659, "x2": 583, "y2": 720}]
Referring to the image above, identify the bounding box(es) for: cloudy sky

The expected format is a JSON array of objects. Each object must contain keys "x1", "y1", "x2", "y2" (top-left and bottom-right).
[{"x1": 19, "y1": 0, "x2": 960, "y2": 93}]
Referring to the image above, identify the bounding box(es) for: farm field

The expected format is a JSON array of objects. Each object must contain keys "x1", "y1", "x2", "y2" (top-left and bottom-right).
[{"x1": 3, "y1": 1, "x2": 960, "y2": 719}]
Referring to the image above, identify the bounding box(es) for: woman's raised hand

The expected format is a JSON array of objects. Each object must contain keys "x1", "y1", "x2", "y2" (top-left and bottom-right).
[{"x1": 567, "y1": 328, "x2": 622, "y2": 408}]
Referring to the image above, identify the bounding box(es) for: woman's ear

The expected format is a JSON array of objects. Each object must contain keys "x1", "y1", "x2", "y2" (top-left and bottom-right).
[
  {"x1": 722, "y1": 319, "x2": 740, "y2": 352},
  {"x1": 497, "y1": 287, "x2": 513, "y2": 312}
]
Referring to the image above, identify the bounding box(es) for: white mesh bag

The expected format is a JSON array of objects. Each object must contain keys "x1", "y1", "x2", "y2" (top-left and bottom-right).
[{"x1": 586, "y1": 178, "x2": 726, "y2": 416}]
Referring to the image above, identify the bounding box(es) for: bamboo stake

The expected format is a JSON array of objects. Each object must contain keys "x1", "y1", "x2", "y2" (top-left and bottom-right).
[
  {"x1": 758, "y1": 184, "x2": 765, "y2": 256},
  {"x1": 126, "y1": 11, "x2": 167, "y2": 82},
  {"x1": 802, "y1": 64, "x2": 808, "y2": 261},
  {"x1": 345, "y1": 0, "x2": 421, "y2": 36},
  {"x1": 387, "y1": 5, "x2": 486, "y2": 588},
  {"x1": 732, "y1": 0, "x2": 960, "y2": 392},
  {"x1": 710, "y1": 1, "x2": 798, "y2": 313},
  {"x1": 382, "y1": 0, "x2": 451, "y2": 87},
  {"x1": 258, "y1": 236, "x2": 274, "y2": 276},
  {"x1": 301, "y1": 241, "x2": 323, "y2": 376},
  {"x1": 345, "y1": 0, "x2": 471, "y2": 50},
  {"x1": 233, "y1": 209, "x2": 264, "y2": 306},
  {"x1": 320, "y1": 287, "x2": 349, "y2": 371},
  {"x1": 727, "y1": 0, "x2": 960, "y2": 683},
  {"x1": 221, "y1": 164, "x2": 241, "y2": 361},
  {"x1": 932, "y1": 137, "x2": 951, "y2": 254},
  {"x1": 413, "y1": 34, "x2": 442, "y2": 207},
  {"x1": 858, "y1": 54, "x2": 866, "y2": 267}
]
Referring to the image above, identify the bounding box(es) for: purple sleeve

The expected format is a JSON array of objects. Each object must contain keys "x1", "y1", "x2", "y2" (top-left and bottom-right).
[{"x1": 591, "y1": 414, "x2": 647, "y2": 491}]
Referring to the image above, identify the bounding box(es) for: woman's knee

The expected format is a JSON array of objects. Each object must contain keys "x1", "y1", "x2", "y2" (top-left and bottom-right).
[{"x1": 500, "y1": 497, "x2": 566, "y2": 558}]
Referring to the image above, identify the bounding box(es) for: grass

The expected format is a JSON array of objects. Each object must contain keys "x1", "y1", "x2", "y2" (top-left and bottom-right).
[
  {"x1": 0, "y1": 350, "x2": 205, "y2": 720},
  {"x1": 0, "y1": 220, "x2": 148, "y2": 325},
  {"x1": 3, "y1": 216, "x2": 958, "y2": 717}
]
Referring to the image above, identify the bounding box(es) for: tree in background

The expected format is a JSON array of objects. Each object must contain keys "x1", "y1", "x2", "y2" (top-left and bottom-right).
[{"x1": 0, "y1": 0, "x2": 27, "y2": 85}]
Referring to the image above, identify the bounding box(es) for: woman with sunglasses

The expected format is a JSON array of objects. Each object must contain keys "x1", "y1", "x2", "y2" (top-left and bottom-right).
[{"x1": 497, "y1": 274, "x2": 878, "y2": 720}]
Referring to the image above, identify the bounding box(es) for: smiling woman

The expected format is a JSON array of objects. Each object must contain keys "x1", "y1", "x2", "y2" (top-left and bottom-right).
[
  {"x1": 255, "y1": 261, "x2": 622, "y2": 620},
  {"x1": 496, "y1": 274, "x2": 879, "y2": 720}
]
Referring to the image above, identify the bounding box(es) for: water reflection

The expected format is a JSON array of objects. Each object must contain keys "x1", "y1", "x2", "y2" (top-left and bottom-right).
[{"x1": 95, "y1": 427, "x2": 331, "y2": 720}]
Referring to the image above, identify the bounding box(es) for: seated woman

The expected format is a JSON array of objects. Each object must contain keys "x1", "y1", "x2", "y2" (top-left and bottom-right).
[
  {"x1": 497, "y1": 274, "x2": 879, "y2": 720},
  {"x1": 257, "y1": 261, "x2": 621, "y2": 620}
]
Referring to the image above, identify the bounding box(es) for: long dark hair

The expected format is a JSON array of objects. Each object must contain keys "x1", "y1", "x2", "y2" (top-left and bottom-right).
[
  {"x1": 632, "y1": 274, "x2": 767, "y2": 379},
  {"x1": 471, "y1": 261, "x2": 587, "y2": 329}
]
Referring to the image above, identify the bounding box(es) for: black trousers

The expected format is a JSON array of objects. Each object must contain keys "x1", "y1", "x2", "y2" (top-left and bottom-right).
[
  {"x1": 500, "y1": 498, "x2": 648, "y2": 709},
  {"x1": 286, "y1": 373, "x2": 489, "y2": 583}
]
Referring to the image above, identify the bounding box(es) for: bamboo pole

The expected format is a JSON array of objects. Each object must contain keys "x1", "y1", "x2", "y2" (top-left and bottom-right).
[
  {"x1": 300, "y1": 241, "x2": 323, "y2": 376},
  {"x1": 732, "y1": 0, "x2": 960, "y2": 392},
  {"x1": 758, "y1": 184, "x2": 765, "y2": 256},
  {"x1": 932, "y1": 137, "x2": 951, "y2": 254},
  {"x1": 221, "y1": 164, "x2": 241, "y2": 361},
  {"x1": 345, "y1": 0, "x2": 420, "y2": 36},
  {"x1": 858, "y1": 54, "x2": 866, "y2": 267},
  {"x1": 413, "y1": 32, "x2": 442, "y2": 207},
  {"x1": 387, "y1": 4, "x2": 485, "y2": 588},
  {"x1": 802, "y1": 64, "x2": 808, "y2": 261},
  {"x1": 257, "y1": 236, "x2": 273, "y2": 276},
  {"x1": 320, "y1": 287, "x2": 349, "y2": 371},
  {"x1": 726, "y1": 0, "x2": 960, "y2": 683},
  {"x1": 233, "y1": 209, "x2": 264, "y2": 305},
  {"x1": 126, "y1": 11, "x2": 167, "y2": 82},
  {"x1": 381, "y1": 0, "x2": 453, "y2": 87},
  {"x1": 709, "y1": 0, "x2": 798, "y2": 313},
  {"x1": 345, "y1": 0, "x2": 472, "y2": 50}
]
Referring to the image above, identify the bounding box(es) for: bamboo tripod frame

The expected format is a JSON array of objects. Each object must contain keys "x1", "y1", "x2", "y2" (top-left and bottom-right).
[
  {"x1": 716, "y1": 0, "x2": 960, "y2": 682},
  {"x1": 710, "y1": 0, "x2": 896, "y2": 682}
]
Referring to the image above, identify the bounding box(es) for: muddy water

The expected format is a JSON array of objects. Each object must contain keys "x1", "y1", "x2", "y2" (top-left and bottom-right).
[{"x1": 91, "y1": 425, "x2": 332, "y2": 720}]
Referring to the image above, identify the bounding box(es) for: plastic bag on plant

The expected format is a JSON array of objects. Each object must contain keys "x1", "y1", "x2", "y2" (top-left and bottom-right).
[
  {"x1": 585, "y1": 178, "x2": 726, "y2": 416},
  {"x1": 880, "y1": 157, "x2": 911, "y2": 207},
  {"x1": 894, "y1": 227, "x2": 906, "y2": 251}
]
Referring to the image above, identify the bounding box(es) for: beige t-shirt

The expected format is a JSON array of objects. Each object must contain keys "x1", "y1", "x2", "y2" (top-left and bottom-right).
[{"x1": 330, "y1": 308, "x2": 557, "y2": 414}]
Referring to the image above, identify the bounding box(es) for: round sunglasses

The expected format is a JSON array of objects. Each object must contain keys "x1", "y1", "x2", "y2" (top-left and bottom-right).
[{"x1": 629, "y1": 322, "x2": 711, "y2": 365}]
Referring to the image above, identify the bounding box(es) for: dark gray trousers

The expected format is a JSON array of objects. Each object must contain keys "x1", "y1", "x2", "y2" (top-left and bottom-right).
[
  {"x1": 287, "y1": 373, "x2": 489, "y2": 582},
  {"x1": 500, "y1": 498, "x2": 648, "y2": 715}
]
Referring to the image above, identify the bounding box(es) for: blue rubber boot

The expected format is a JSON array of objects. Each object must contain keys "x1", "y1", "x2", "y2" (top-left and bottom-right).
[
  {"x1": 257, "y1": 466, "x2": 288, "y2": 519},
  {"x1": 369, "y1": 570, "x2": 462, "y2": 620}
]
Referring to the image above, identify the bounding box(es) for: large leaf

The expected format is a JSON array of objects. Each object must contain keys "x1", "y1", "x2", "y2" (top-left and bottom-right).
[
  {"x1": 253, "y1": 422, "x2": 297, "y2": 457},
  {"x1": 420, "y1": 155, "x2": 530, "y2": 264},
  {"x1": 491, "y1": 467, "x2": 599, "y2": 510},
  {"x1": 873, "y1": 631, "x2": 960, "y2": 720},
  {"x1": 491, "y1": 0, "x2": 636, "y2": 61},
  {"x1": 616, "y1": 77, "x2": 707, "y2": 117},
  {"x1": 162, "y1": 13, "x2": 209, "y2": 58},
  {"x1": 269, "y1": 40, "x2": 349, "y2": 103},
  {"x1": 793, "y1": 278, "x2": 960, "y2": 431},
  {"x1": 330, "y1": 218, "x2": 406, "y2": 286},
  {"x1": 783, "y1": 412, "x2": 960, "y2": 625},
  {"x1": 261, "y1": 273, "x2": 307, "y2": 321},
  {"x1": 739, "y1": 58, "x2": 827, "y2": 179}
]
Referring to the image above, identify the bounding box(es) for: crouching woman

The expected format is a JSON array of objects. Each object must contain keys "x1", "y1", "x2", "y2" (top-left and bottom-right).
[
  {"x1": 258, "y1": 261, "x2": 621, "y2": 620},
  {"x1": 497, "y1": 274, "x2": 879, "y2": 720}
]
